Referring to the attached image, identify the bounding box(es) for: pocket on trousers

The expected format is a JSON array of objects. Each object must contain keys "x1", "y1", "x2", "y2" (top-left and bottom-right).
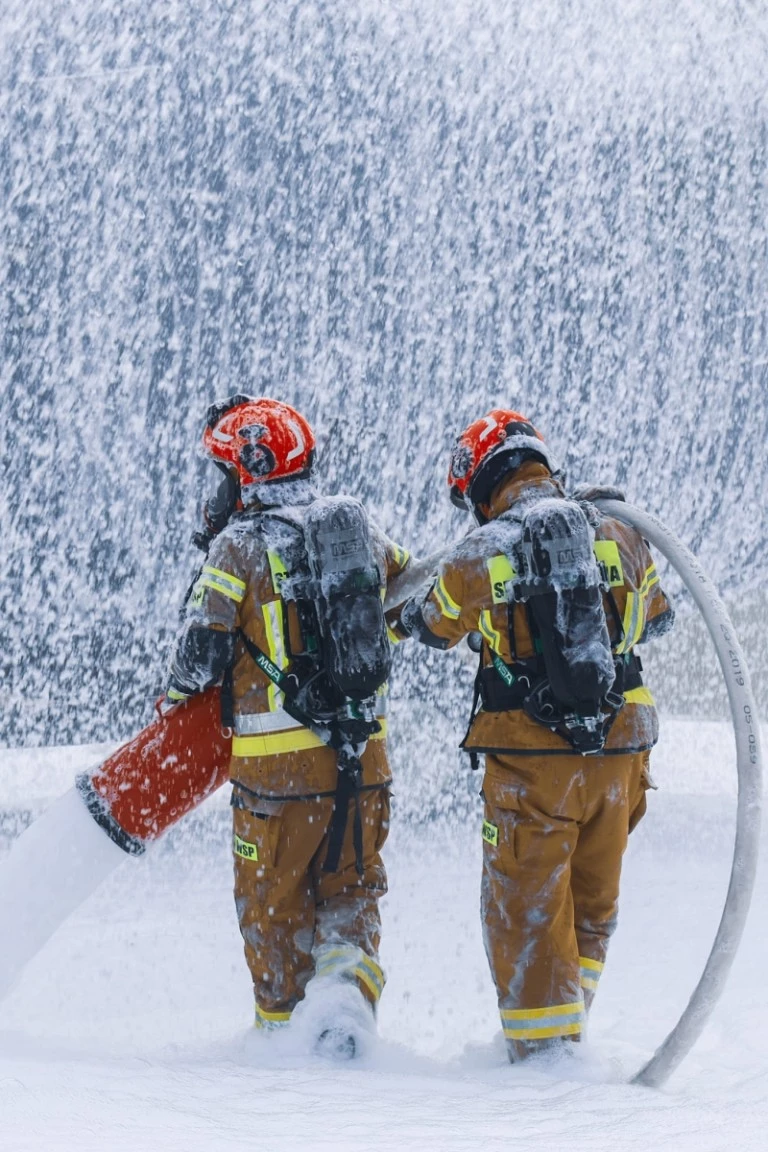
[
  {"x1": 481, "y1": 775, "x2": 521, "y2": 862},
  {"x1": 628, "y1": 754, "x2": 656, "y2": 835},
  {"x1": 364, "y1": 788, "x2": 391, "y2": 857},
  {"x1": 232, "y1": 800, "x2": 285, "y2": 872}
]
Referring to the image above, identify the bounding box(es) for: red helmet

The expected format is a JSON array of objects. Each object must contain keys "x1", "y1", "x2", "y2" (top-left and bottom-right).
[
  {"x1": 202, "y1": 395, "x2": 316, "y2": 496},
  {"x1": 448, "y1": 408, "x2": 557, "y2": 511}
]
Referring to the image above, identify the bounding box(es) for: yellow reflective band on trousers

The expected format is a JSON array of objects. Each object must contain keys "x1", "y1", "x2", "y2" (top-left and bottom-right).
[
  {"x1": 232, "y1": 718, "x2": 388, "y2": 758},
  {"x1": 254, "y1": 1003, "x2": 292, "y2": 1030},
  {"x1": 579, "y1": 956, "x2": 604, "y2": 993},
  {"x1": 392, "y1": 543, "x2": 410, "y2": 569},
  {"x1": 623, "y1": 686, "x2": 655, "y2": 707},
  {"x1": 315, "y1": 946, "x2": 385, "y2": 1002},
  {"x1": 435, "y1": 576, "x2": 461, "y2": 620},
  {"x1": 198, "y1": 565, "x2": 246, "y2": 603},
  {"x1": 500, "y1": 1000, "x2": 585, "y2": 1040}
]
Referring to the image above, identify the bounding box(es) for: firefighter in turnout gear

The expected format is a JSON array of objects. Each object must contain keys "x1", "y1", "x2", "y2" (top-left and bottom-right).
[
  {"x1": 398, "y1": 409, "x2": 673, "y2": 1061},
  {"x1": 166, "y1": 396, "x2": 410, "y2": 1054}
]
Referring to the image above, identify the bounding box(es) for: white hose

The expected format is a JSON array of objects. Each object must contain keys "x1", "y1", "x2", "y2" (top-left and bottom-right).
[{"x1": 595, "y1": 499, "x2": 763, "y2": 1088}]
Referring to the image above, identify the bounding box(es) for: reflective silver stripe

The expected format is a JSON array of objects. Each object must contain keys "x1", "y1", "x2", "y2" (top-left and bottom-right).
[
  {"x1": 235, "y1": 709, "x2": 304, "y2": 735},
  {"x1": 235, "y1": 706, "x2": 386, "y2": 735}
]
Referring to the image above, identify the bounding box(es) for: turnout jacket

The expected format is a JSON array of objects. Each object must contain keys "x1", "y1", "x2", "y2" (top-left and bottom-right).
[
  {"x1": 403, "y1": 463, "x2": 673, "y2": 756},
  {"x1": 168, "y1": 501, "x2": 410, "y2": 796}
]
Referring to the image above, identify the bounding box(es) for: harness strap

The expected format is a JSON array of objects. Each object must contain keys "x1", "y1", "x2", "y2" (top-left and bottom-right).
[
  {"x1": 459, "y1": 652, "x2": 485, "y2": 771},
  {"x1": 232, "y1": 626, "x2": 370, "y2": 875},
  {"x1": 322, "y1": 749, "x2": 365, "y2": 876}
]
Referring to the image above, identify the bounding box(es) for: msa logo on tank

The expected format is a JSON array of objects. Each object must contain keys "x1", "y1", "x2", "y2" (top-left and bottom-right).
[{"x1": 330, "y1": 536, "x2": 366, "y2": 561}]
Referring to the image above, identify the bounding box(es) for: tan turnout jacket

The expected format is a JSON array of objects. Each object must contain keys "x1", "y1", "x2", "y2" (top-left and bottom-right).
[
  {"x1": 174, "y1": 504, "x2": 410, "y2": 796},
  {"x1": 412, "y1": 463, "x2": 673, "y2": 755}
]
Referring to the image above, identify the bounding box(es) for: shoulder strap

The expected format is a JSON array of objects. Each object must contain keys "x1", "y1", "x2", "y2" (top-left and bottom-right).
[{"x1": 235, "y1": 626, "x2": 376, "y2": 876}]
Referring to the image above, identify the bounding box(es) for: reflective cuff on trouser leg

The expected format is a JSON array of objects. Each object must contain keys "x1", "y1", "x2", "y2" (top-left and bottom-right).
[
  {"x1": 254, "y1": 1003, "x2": 293, "y2": 1031},
  {"x1": 313, "y1": 943, "x2": 386, "y2": 1008},
  {"x1": 501, "y1": 1000, "x2": 585, "y2": 1047},
  {"x1": 579, "y1": 955, "x2": 604, "y2": 1009}
]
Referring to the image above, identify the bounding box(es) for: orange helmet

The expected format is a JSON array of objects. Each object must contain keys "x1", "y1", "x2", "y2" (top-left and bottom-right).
[
  {"x1": 448, "y1": 408, "x2": 557, "y2": 512},
  {"x1": 202, "y1": 395, "x2": 316, "y2": 498}
]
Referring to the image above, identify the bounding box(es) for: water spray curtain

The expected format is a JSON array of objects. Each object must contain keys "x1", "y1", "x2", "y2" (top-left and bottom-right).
[{"x1": 1, "y1": 0, "x2": 767, "y2": 746}]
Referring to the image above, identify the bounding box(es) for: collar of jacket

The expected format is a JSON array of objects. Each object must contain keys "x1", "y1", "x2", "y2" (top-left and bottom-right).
[{"x1": 487, "y1": 461, "x2": 564, "y2": 519}]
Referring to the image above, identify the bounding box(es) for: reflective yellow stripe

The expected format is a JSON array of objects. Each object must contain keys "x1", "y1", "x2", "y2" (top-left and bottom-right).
[
  {"x1": 478, "y1": 609, "x2": 502, "y2": 654},
  {"x1": 616, "y1": 564, "x2": 660, "y2": 654},
  {"x1": 503, "y1": 1021, "x2": 583, "y2": 1040},
  {"x1": 316, "y1": 947, "x2": 386, "y2": 1001},
  {"x1": 501, "y1": 1000, "x2": 584, "y2": 1040},
  {"x1": 262, "y1": 600, "x2": 286, "y2": 711},
  {"x1": 579, "y1": 956, "x2": 604, "y2": 993},
  {"x1": 254, "y1": 1004, "x2": 292, "y2": 1029},
  {"x1": 166, "y1": 688, "x2": 190, "y2": 702},
  {"x1": 623, "y1": 686, "x2": 655, "y2": 706},
  {"x1": 434, "y1": 575, "x2": 461, "y2": 620},
  {"x1": 232, "y1": 718, "x2": 388, "y2": 758},
  {"x1": 616, "y1": 591, "x2": 640, "y2": 655},
  {"x1": 200, "y1": 565, "x2": 246, "y2": 603},
  {"x1": 641, "y1": 564, "x2": 659, "y2": 594},
  {"x1": 487, "y1": 555, "x2": 516, "y2": 604},
  {"x1": 579, "y1": 957, "x2": 604, "y2": 973},
  {"x1": 266, "y1": 551, "x2": 288, "y2": 595},
  {"x1": 386, "y1": 623, "x2": 403, "y2": 645},
  {"x1": 392, "y1": 544, "x2": 410, "y2": 569}
]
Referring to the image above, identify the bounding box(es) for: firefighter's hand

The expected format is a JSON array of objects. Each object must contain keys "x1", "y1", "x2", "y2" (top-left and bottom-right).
[{"x1": 571, "y1": 483, "x2": 626, "y2": 504}]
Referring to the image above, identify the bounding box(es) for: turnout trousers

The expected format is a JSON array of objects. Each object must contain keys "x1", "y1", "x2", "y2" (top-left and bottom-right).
[
  {"x1": 480, "y1": 749, "x2": 650, "y2": 1059},
  {"x1": 232, "y1": 775, "x2": 390, "y2": 1030}
]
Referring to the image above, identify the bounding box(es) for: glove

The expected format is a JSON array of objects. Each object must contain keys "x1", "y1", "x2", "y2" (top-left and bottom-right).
[
  {"x1": 155, "y1": 684, "x2": 192, "y2": 718},
  {"x1": 571, "y1": 484, "x2": 626, "y2": 504}
]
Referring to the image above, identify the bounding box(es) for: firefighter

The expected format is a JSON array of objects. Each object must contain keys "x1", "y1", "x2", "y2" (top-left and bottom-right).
[
  {"x1": 397, "y1": 409, "x2": 673, "y2": 1062},
  {"x1": 165, "y1": 396, "x2": 410, "y2": 1057}
]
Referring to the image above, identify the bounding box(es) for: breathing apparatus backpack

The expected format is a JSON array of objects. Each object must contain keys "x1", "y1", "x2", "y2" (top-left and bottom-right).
[
  {"x1": 478, "y1": 498, "x2": 623, "y2": 755},
  {"x1": 224, "y1": 495, "x2": 392, "y2": 876},
  {"x1": 302, "y1": 497, "x2": 392, "y2": 703}
]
